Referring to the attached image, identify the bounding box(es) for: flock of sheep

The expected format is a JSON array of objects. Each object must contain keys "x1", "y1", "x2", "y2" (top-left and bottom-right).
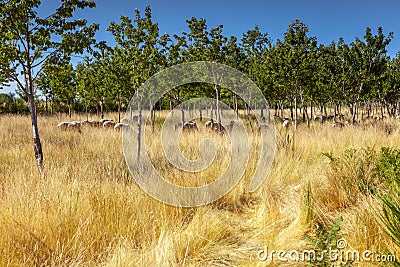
[
  {"x1": 278, "y1": 113, "x2": 400, "y2": 129},
  {"x1": 57, "y1": 117, "x2": 240, "y2": 135},
  {"x1": 58, "y1": 112, "x2": 400, "y2": 133},
  {"x1": 172, "y1": 118, "x2": 236, "y2": 134},
  {"x1": 57, "y1": 118, "x2": 130, "y2": 132}
]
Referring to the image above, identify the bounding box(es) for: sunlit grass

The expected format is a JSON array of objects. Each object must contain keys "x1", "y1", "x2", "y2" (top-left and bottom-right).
[{"x1": 0, "y1": 113, "x2": 399, "y2": 266}]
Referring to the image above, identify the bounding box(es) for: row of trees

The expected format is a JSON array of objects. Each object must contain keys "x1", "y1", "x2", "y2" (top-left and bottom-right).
[
  {"x1": 33, "y1": 8, "x2": 400, "y2": 124},
  {"x1": 1, "y1": 1, "x2": 400, "y2": 173}
]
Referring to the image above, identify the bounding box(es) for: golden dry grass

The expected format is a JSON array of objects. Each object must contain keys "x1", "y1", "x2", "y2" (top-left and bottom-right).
[{"x1": 0, "y1": 113, "x2": 399, "y2": 266}]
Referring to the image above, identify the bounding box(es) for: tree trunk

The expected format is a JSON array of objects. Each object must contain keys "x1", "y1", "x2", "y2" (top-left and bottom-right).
[
  {"x1": 294, "y1": 95, "x2": 297, "y2": 130},
  {"x1": 137, "y1": 97, "x2": 142, "y2": 160},
  {"x1": 234, "y1": 94, "x2": 238, "y2": 119},
  {"x1": 246, "y1": 103, "x2": 253, "y2": 131},
  {"x1": 290, "y1": 99, "x2": 293, "y2": 120},
  {"x1": 169, "y1": 97, "x2": 173, "y2": 116},
  {"x1": 85, "y1": 100, "x2": 89, "y2": 121},
  {"x1": 181, "y1": 106, "x2": 185, "y2": 127},
  {"x1": 68, "y1": 100, "x2": 72, "y2": 119},
  {"x1": 117, "y1": 95, "x2": 121, "y2": 123},
  {"x1": 28, "y1": 93, "x2": 44, "y2": 174},
  {"x1": 100, "y1": 97, "x2": 104, "y2": 119},
  {"x1": 45, "y1": 95, "x2": 48, "y2": 115},
  {"x1": 215, "y1": 84, "x2": 222, "y2": 132},
  {"x1": 150, "y1": 98, "x2": 155, "y2": 132}
]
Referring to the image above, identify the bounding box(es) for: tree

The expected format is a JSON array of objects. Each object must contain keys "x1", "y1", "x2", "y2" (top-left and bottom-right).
[
  {"x1": 241, "y1": 26, "x2": 271, "y2": 123},
  {"x1": 108, "y1": 6, "x2": 169, "y2": 156},
  {"x1": 0, "y1": 0, "x2": 98, "y2": 174},
  {"x1": 347, "y1": 27, "x2": 393, "y2": 122},
  {"x1": 38, "y1": 62, "x2": 77, "y2": 117},
  {"x1": 281, "y1": 19, "x2": 317, "y2": 128}
]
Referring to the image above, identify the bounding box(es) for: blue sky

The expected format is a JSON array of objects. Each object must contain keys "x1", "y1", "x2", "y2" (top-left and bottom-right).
[
  {"x1": 3, "y1": 0, "x2": 400, "y2": 93},
  {"x1": 80, "y1": 0, "x2": 400, "y2": 54}
]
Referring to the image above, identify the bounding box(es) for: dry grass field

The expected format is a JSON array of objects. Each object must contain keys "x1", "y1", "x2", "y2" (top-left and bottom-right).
[{"x1": 0, "y1": 113, "x2": 399, "y2": 266}]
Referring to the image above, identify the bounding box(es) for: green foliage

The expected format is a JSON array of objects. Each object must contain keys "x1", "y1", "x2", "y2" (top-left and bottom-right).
[
  {"x1": 305, "y1": 217, "x2": 352, "y2": 266},
  {"x1": 376, "y1": 147, "x2": 400, "y2": 248},
  {"x1": 1, "y1": 4, "x2": 400, "y2": 119}
]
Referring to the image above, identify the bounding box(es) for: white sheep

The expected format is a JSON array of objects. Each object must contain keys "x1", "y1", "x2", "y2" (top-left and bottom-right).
[
  {"x1": 57, "y1": 122, "x2": 69, "y2": 130},
  {"x1": 114, "y1": 123, "x2": 130, "y2": 131},
  {"x1": 58, "y1": 121, "x2": 81, "y2": 132},
  {"x1": 103, "y1": 120, "x2": 116, "y2": 128},
  {"x1": 183, "y1": 121, "x2": 198, "y2": 131},
  {"x1": 205, "y1": 119, "x2": 214, "y2": 129},
  {"x1": 282, "y1": 119, "x2": 290, "y2": 128},
  {"x1": 100, "y1": 118, "x2": 113, "y2": 124}
]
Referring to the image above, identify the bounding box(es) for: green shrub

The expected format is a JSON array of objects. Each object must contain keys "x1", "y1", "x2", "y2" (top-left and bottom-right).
[{"x1": 376, "y1": 147, "x2": 400, "y2": 249}]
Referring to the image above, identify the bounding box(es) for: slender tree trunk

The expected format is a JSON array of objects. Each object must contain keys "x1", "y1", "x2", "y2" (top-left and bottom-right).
[
  {"x1": 290, "y1": 99, "x2": 293, "y2": 120},
  {"x1": 246, "y1": 103, "x2": 253, "y2": 131},
  {"x1": 169, "y1": 97, "x2": 173, "y2": 116},
  {"x1": 294, "y1": 95, "x2": 297, "y2": 130},
  {"x1": 210, "y1": 103, "x2": 213, "y2": 121},
  {"x1": 45, "y1": 95, "x2": 48, "y2": 115},
  {"x1": 137, "y1": 98, "x2": 142, "y2": 160},
  {"x1": 311, "y1": 101, "x2": 314, "y2": 120},
  {"x1": 234, "y1": 94, "x2": 238, "y2": 120},
  {"x1": 100, "y1": 97, "x2": 104, "y2": 119},
  {"x1": 68, "y1": 100, "x2": 72, "y2": 119},
  {"x1": 261, "y1": 107, "x2": 265, "y2": 122},
  {"x1": 181, "y1": 106, "x2": 185, "y2": 127},
  {"x1": 215, "y1": 83, "x2": 221, "y2": 132},
  {"x1": 150, "y1": 98, "x2": 155, "y2": 132},
  {"x1": 117, "y1": 94, "x2": 121, "y2": 123},
  {"x1": 28, "y1": 91, "x2": 44, "y2": 174}
]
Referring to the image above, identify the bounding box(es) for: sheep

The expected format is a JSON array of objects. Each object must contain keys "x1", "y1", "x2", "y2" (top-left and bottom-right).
[
  {"x1": 211, "y1": 123, "x2": 226, "y2": 135},
  {"x1": 205, "y1": 119, "x2": 227, "y2": 132},
  {"x1": 99, "y1": 118, "x2": 113, "y2": 124},
  {"x1": 68, "y1": 121, "x2": 81, "y2": 132},
  {"x1": 182, "y1": 121, "x2": 198, "y2": 132},
  {"x1": 103, "y1": 120, "x2": 116, "y2": 128},
  {"x1": 213, "y1": 122, "x2": 224, "y2": 131},
  {"x1": 81, "y1": 120, "x2": 90, "y2": 126},
  {"x1": 81, "y1": 120, "x2": 99, "y2": 127},
  {"x1": 314, "y1": 115, "x2": 333, "y2": 123},
  {"x1": 114, "y1": 123, "x2": 130, "y2": 131},
  {"x1": 332, "y1": 121, "x2": 345, "y2": 128},
  {"x1": 58, "y1": 121, "x2": 81, "y2": 132},
  {"x1": 91, "y1": 121, "x2": 101, "y2": 127},
  {"x1": 205, "y1": 119, "x2": 215, "y2": 129},
  {"x1": 57, "y1": 122, "x2": 69, "y2": 130},
  {"x1": 282, "y1": 118, "x2": 290, "y2": 128}
]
